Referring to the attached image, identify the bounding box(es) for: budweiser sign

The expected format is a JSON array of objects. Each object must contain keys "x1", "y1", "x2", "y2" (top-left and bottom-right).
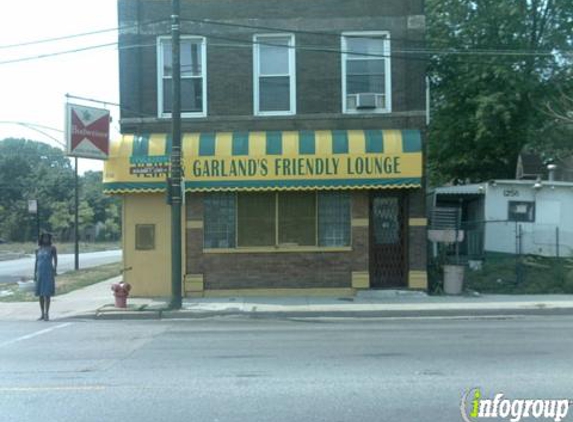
[{"x1": 65, "y1": 103, "x2": 110, "y2": 160}]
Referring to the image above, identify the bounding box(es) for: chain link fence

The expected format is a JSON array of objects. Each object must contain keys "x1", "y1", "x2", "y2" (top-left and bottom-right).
[{"x1": 428, "y1": 220, "x2": 573, "y2": 294}]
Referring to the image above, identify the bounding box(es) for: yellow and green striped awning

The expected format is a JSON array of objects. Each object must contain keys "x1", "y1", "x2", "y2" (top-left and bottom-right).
[{"x1": 103, "y1": 130, "x2": 423, "y2": 193}]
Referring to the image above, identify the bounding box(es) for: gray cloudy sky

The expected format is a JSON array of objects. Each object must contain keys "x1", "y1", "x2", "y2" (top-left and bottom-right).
[{"x1": 0, "y1": 0, "x2": 120, "y2": 172}]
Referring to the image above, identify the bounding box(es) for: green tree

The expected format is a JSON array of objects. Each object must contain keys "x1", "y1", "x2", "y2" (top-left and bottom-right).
[
  {"x1": 0, "y1": 139, "x2": 74, "y2": 241},
  {"x1": 427, "y1": 0, "x2": 573, "y2": 184},
  {"x1": 0, "y1": 139, "x2": 121, "y2": 242},
  {"x1": 100, "y1": 203, "x2": 122, "y2": 241},
  {"x1": 48, "y1": 201, "x2": 74, "y2": 241},
  {"x1": 82, "y1": 170, "x2": 122, "y2": 241}
]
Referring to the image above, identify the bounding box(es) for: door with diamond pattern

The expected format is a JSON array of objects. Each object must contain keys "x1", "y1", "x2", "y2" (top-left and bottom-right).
[{"x1": 369, "y1": 192, "x2": 407, "y2": 288}]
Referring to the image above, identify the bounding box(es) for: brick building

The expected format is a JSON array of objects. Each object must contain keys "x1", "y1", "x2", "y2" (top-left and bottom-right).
[{"x1": 104, "y1": 0, "x2": 428, "y2": 297}]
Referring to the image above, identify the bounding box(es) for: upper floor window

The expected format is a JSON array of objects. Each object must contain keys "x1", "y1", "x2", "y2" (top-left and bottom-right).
[
  {"x1": 341, "y1": 32, "x2": 391, "y2": 114},
  {"x1": 253, "y1": 34, "x2": 296, "y2": 116},
  {"x1": 157, "y1": 36, "x2": 207, "y2": 118}
]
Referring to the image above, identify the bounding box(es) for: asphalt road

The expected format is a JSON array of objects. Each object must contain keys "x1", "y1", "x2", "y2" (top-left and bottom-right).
[
  {"x1": 1, "y1": 315, "x2": 572, "y2": 422},
  {"x1": 0, "y1": 250, "x2": 122, "y2": 284}
]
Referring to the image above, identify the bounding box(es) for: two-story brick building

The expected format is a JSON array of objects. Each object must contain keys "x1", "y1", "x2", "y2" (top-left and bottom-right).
[{"x1": 104, "y1": 0, "x2": 428, "y2": 297}]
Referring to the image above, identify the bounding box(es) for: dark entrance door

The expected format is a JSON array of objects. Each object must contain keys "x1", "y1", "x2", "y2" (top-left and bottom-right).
[{"x1": 369, "y1": 192, "x2": 407, "y2": 288}]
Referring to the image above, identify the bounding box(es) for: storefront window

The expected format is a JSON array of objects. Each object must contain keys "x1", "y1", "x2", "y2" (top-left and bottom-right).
[
  {"x1": 204, "y1": 193, "x2": 236, "y2": 248},
  {"x1": 237, "y1": 192, "x2": 276, "y2": 247},
  {"x1": 318, "y1": 192, "x2": 351, "y2": 246},
  {"x1": 278, "y1": 192, "x2": 316, "y2": 246},
  {"x1": 204, "y1": 191, "x2": 351, "y2": 249}
]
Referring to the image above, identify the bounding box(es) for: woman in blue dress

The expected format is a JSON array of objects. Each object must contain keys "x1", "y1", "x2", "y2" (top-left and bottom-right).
[{"x1": 35, "y1": 233, "x2": 58, "y2": 321}]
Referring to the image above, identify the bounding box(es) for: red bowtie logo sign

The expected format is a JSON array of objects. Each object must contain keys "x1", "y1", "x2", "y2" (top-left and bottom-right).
[{"x1": 71, "y1": 109, "x2": 110, "y2": 155}]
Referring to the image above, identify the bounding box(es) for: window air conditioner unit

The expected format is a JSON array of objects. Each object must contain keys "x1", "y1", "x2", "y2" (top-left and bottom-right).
[{"x1": 355, "y1": 93, "x2": 377, "y2": 109}]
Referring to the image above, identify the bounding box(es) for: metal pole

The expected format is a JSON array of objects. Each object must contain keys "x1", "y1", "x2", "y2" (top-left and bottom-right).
[
  {"x1": 556, "y1": 226, "x2": 560, "y2": 258},
  {"x1": 36, "y1": 202, "x2": 40, "y2": 243},
  {"x1": 170, "y1": 0, "x2": 183, "y2": 309},
  {"x1": 74, "y1": 157, "x2": 79, "y2": 270},
  {"x1": 516, "y1": 224, "x2": 523, "y2": 284}
]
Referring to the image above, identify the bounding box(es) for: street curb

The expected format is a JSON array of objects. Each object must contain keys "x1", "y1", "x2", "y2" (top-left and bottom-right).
[
  {"x1": 94, "y1": 310, "x2": 161, "y2": 320},
  {"x1": 61, "y1": 306, "x2": 573, "y2": 321},
  {"x1": 162, "y1": 307, "x2": 573, "y2": 319}
]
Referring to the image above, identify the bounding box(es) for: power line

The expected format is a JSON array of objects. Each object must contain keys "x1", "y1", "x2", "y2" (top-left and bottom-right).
[
  {"x1": 0, "y1": 17, "x2": 565, "y2": 67},
  {"x1": 0, "y1": 43, "x2": 117, "y2": 66},
  {"x1": 1, "y1": 12, "x2": 565, "y2": 57},
  {"x1": 0, "y1": 23, "x2": 566, "y2": 82},
  {"x1": 180, "y1": 17, "x2": 569, "y2": 56},
  {"x1": 0, "y1": 18, "x2": 169, "y2": 50},
  {"x1": 0, "y1": 39, "x2": 166, "y2": 66},
  {"x1": 0, "y1": 121, "x2": 65, "y2": 147}
]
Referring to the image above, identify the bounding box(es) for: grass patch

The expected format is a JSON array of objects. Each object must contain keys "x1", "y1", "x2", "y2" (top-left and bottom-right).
[
  {"x1": 0, "y1": 262, "x2": 122, "y2": 302},
  {"x1": 465, "y1": 254, "x2": 573, "y2": 294},
  {"x1": 0, "y1": 241, "x2": 120, "y2": 256}
]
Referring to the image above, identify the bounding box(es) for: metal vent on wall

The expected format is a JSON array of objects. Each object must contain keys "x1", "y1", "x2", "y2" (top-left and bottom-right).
[{"x1": 430, "y1": 207, "x2": 460, "y2": 230}]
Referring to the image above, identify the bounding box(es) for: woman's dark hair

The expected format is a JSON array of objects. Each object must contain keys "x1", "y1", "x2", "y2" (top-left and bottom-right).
[{"x1": 38, "y1": 233, "x2": 53, "y2": 246}]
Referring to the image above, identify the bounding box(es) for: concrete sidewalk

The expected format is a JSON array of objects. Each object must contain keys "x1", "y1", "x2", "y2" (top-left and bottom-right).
[
  {"x1": 0, "y1": 277, "x2": 154, "y2": 321},
  {"x1": 3, "y1": 277, "x2": 573, "y2": 321}
]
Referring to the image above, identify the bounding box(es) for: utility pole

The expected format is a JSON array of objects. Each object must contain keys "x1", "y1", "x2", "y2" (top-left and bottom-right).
[{"x1": 169, "y1": 0, "x2": 183, "y2": 309}]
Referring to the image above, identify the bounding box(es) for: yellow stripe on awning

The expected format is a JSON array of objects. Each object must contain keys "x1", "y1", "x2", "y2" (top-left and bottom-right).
[{"x1": 103, "y1": 130, "x2": 423, "y2": 193}]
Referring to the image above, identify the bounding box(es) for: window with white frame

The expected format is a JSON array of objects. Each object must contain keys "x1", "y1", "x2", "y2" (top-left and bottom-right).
[
  {"x1": 158, "y1": 37, "x2": 206, "y2": 117},
  {"x1": 254, "y1": 34, "x2": 296, "y2": 115},
  {"x1": 342, "y1": 33, "x2": 391, "y2": 113}
]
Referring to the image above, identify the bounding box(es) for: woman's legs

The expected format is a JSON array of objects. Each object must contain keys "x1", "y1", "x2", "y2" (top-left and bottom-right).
[
  {"x1": 38, "y1": 297, "x2": 45, "y2": 320},
  {"x1": 44, "y1": 297, "x2": 51, "y2": 321}
]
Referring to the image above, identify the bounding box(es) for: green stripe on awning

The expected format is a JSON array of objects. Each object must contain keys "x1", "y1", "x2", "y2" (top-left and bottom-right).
[
  {"x1": 365, "y1": 130, "x2": 384, "y2": 153},
  {"x1": 332, "y1": 130, "x2": 348, "y2": 154},
  {"x1": 199, "y1": 132, "x2": 216, "y2": 156},
  {"x1": 402, "y1": 130, "x2": 422, "y2": 153},
  {"x1": 165, "y1": 134, "x2": 172, "y2": 155},
  {"x1": 132, "y1": 134, "x2": 150, "y2": 157},
  {"x1": 299, "y1": 131, "x2": 315, "y2": 155},
  {"x1": 266, "y1": 131, "x2": 282, "y2": 155},
  {"x1": 232, "y1": 132, "x2": 249, "y2": 156}
]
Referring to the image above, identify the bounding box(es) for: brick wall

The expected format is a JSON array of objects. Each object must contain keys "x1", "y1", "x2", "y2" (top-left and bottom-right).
[{"x1": 118, "y1": 0, "x2": 426, "y2": 133}]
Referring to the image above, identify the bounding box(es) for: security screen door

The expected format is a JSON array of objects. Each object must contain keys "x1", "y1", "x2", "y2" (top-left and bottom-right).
[{"x1": 369, "y1": 193, "x2": 407, "y2": 288}]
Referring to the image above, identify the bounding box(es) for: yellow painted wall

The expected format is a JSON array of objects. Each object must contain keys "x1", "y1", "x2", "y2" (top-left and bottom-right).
[{"x1": 122, "y1": 194, "x2": 171, "y2": 297}]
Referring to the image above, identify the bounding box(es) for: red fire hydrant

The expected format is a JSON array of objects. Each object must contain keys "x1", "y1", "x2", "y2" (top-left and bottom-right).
[{"x1": 111, "y1": 282, "x2": 131, "y2": 308}]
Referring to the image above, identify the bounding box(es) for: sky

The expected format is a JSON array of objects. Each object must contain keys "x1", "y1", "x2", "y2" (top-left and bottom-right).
[{"x1": 0, "y1": 0, "x2": 120, "y2": 173}]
